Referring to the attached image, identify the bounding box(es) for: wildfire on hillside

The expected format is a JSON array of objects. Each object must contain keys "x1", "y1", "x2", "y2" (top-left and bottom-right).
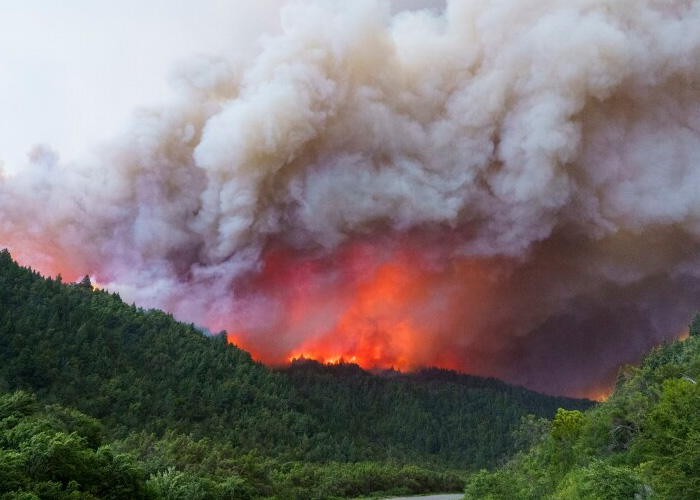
[{"x1": 3, "y1": 0, "x2": 700, "y2": 398}]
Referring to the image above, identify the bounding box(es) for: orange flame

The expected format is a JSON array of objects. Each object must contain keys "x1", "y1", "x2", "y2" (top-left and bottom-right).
[
  {"x1": 286, "y1": 261, "x2": 425, "y2": 370},
  {"x1": 218, "y1": 237, "x2": 502, "y2": 375},
  {"x1": 584, "y1": 387, "x2": 612, "y2": 402},
  {"x1": 5, "y1": 232, "x2": 635, "y2": 398}
]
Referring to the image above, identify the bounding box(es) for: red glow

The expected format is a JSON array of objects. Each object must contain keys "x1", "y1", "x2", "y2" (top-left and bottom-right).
[
  {"x1": 4, "y1": 231, "x2": 639, "y2": 398},
  {"x1": 287, "y1": 261, "x2": 425, "y2": 370},
  {"x1": 7, "y1": 245, "x2": 85, "y2": 283},
  {"x1": 216, "y1": 236, "x2": 501, "y2": 375},
  {"x1": 584, "y1": 387, "x2": 612, "y2": 402}
]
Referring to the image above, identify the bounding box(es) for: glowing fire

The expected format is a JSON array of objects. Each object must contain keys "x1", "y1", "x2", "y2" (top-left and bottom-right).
[
  {"x1": 284, "y1": 261, "x2": 425, "y2": 370},
  {"x1": 585, "y1": 387, "x2": 612, "y2": 402},
  {"x1": 221, "y1": 242, "x2": 435, "y2": 370},
  {"x1": 4, "y1": 233, "x2": 636, "y2": 398},
  {"x1": 218, "y1": 237, "x2": 501, "y2": 375},
  {"x1": 288, "y1": 353, "x2": 358, "y2": 365}
]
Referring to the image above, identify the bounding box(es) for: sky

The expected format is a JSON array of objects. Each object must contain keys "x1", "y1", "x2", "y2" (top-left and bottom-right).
[
  {"x1": 0, "y1": 0, "x2": 443, "y2": 173},
  {"x1": 0, "y1": 0, "x2": 278, "y2": 171}
]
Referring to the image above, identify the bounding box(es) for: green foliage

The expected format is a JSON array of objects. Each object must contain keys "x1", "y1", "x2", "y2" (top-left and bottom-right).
[
  {"x1": 554, "y1": 461, "x2": 647, "y2": 500},
  {"x1": 464, "y1": 469, "x2": 521, "y2": 500},
  {"x1": 631, "y1": 379, "x2": 700, "y2": 499},
  {"x1": 0, "y1": 391, "x2": 150, "y2": 500},
  {"x1": 463, "y1": 314, "x2": 700, "y2": 500},
  {"x1": 689, "y1": 312, "x2": 700, "y2": 337},
  {"x1": 281, "y1": 361, "x2": 587, "y2": 467},
  {"x1": 77, "y1": 276, "x2": 92, "y2": 290},
  {"x1": 512, "y1": 414, "x2": 551, "y2": 450},
  {"x1": 0, "y1": 391, "x2": 465, "y2": 500},
  {"x1": 551, "y1": 409, "x2": 585, "y2": 443}
]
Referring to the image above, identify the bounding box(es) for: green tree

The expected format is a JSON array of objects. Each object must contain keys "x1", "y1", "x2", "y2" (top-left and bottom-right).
[
  {"x1": 77, "y1": 275, "x2": 92, "y2": 290},
  {"x1": 689, "y1": 312, "x2": 700, "y2": 337},
  {"x1": 555, "y1": 461, "x2": 647, "y2": 500},
  {"x1": 551, "y1": 409, "x2": 584, "y2": 444}
]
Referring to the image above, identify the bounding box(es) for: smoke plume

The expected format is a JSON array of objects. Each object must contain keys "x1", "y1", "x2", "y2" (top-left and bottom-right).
[{"x1": 2, "y1": 0, "x2": 700, "y2": 397}]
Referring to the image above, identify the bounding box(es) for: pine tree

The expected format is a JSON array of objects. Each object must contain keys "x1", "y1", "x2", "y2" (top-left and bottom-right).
[
  {"x1": 78, "y1": 275, "x2": 93, "y2": 289},
  {"x1": 689, "y1": 312, "x2": 700, "y2": 337}
]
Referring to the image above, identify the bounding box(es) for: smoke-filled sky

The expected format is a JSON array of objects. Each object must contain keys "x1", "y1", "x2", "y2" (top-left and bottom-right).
[{"x1": 2, "y1": 0, "x2": 700, "y2": 398}]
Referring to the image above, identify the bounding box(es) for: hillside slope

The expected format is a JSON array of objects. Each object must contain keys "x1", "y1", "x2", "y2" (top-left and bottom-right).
[
  {"x1": 0, "y1": 248, "x2": 588, "y2": 472},
  {"x1": 464, "y1": 325, "x2": 700, "y2": 499},
  {"x1": 281, "y1": 360, "x2": 590, "y2": 466},
  {"x1": 0, "y1": 391, "x2": 467, "y2": 500}
]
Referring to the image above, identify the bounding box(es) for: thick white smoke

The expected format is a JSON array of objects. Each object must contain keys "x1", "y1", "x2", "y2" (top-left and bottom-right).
[{"x1": 2, "y1": 0, "x2": 700, "y2": 395}]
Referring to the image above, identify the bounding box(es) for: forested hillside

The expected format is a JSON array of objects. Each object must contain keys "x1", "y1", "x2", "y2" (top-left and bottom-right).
[
  {"x1": 0, "y1": 248, "x2": 591, "y2": 499},
  {"x1": 282, "y1": 360, "x2": 589, "y2": 466},
  {"x1": 0, "y1": 390, "x2": 464, "y2": 500},
  {"x1": 0, "y1": 251, "x2": 310, "y2": 456},
  {"x1": 464, "y1": 323, "x2": 700, "y2": 500}
]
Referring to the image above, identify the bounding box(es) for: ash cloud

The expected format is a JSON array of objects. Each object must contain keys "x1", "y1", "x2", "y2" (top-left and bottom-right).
[{"x1": 2, "y1": 0, "x2": 700, "y2": 396}]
